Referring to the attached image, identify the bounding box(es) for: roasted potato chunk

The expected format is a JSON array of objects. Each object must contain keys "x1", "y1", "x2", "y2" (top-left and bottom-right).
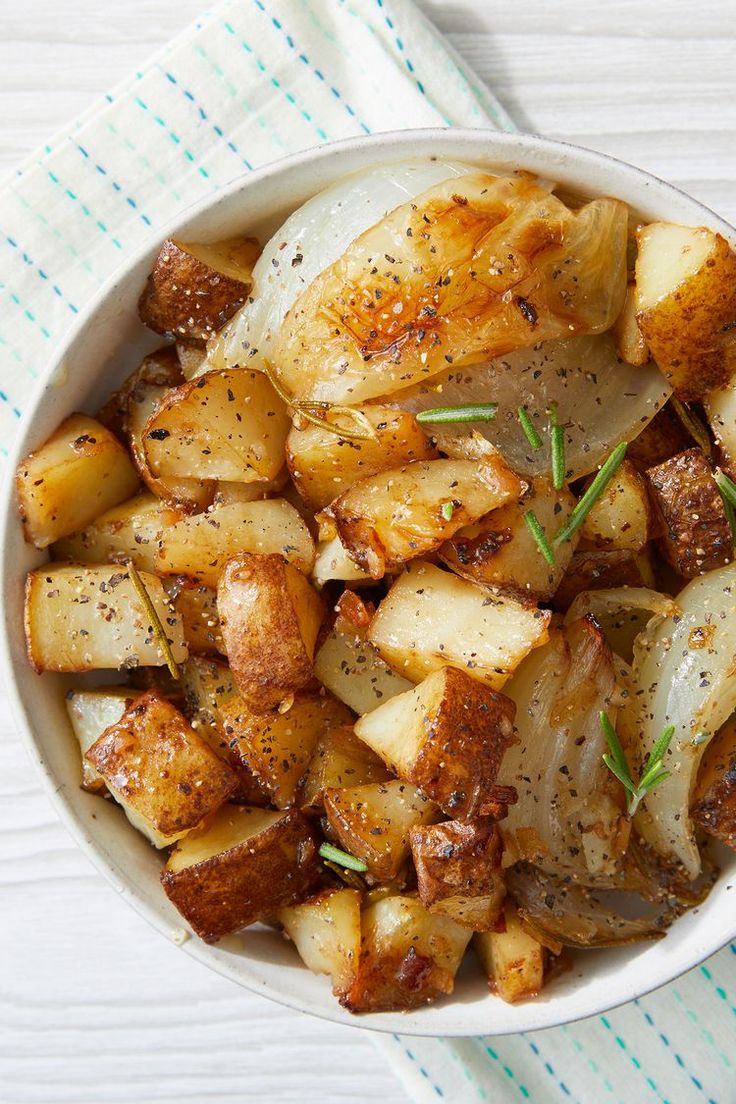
[
  {"x1": 627, "y1": 405, "x2": 690, "y2": 470},
  {"x1": 552, "y1": 548, "x2": 654, "y2": 611},
  {"x1": 340, "y1": 895, "x2": 472, "y2": 1013},
  {"x1": 161, "y1": 805, "x2": 318, "y2": 942},
  {"x1": 155, "y1": 499, "x2": 315, "y2": 586},
  {"x1": 142, "y1": 369, "x2": 290, "y2": 485},
  {"x1": 16, "y1": 414, "x2": 139, "y2": 549},
  {"x1": 324, "y1": 780, "x2": 438, "y2": 882},
  {"x1": 311, "y1": 536, "x2": 370, "y2": 588},
  {"x1": 286, "y1": 406, "x2": 436, "y2": 510},
  {"x1": 25, "y1": 563, "x2": 188, "y2": 673},
  {"x1": 355, "y1": 667, "x2": 516, "y2": 819},
  {"x1": 217, "y1": 553, "x2": 324, "y2": 712},
  {"x1": 66, "y1": 686, "x2": 137, "y2": 793},
  {"x1": 579, "y1": 459, "x2": 651, "y2": 553},
  {"x1": 635, "y1": 222, "x2": 736, "y2": 401},
  {"x1": 705, "y1": 379, "x2": 736, "y2": 475},
  {"x1": 278, "y1": 887, "x2": 362, "y2": 997},
  {"x1": 474, "y1": 902, "x2": 546, "y2": 1003},
  {"x1": 439, "y1": 479, "x2": 577, "y2": 602},
  {"x1": 299, "y1": 724, "x2": 392, "y2": 811},
  {"x1": 328, "y1": 457, "x2": 522, "y2": 578},
  {"x1": 692, "y1": 717, "x2": 736, "y2": 849},
  {"x1": 167, "y1": 577, "x2": 224, "y2": 654},
  {"x1": 53, "y1": 492, "x2": 182, "y2": 573},
  {"x1": 613, "y1": 283, "x2": 649, "y2": 366},
  {"x1": 410, "y1": 818, "x2": 505, "y2": 930},
  {"x1": 367, "y1": 561, "x2": 550, "y2": 689},
  {"x1": 86, "y1": 690, "x2": 237, "y2": 847},
  {"x1": 647, "y1": 448, "x2": 732, "y2": 577},
  {"x1": 314, "y1": 618, "x2": 413, "y2": 716},
  {"x1": 138, "y1": 236, "x2": 259, "y2": 344}
]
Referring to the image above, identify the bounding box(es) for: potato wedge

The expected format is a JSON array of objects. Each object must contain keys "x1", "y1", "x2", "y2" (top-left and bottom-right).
[
  {"x1": 86, "y1": 690, "x2": 237, "y2": 847},
  {"x1": 161, "y1": 805, "x2": 318, "y2": 942},
  {"x1": 367, "y1": 561, "x2": 550, "y2": 688},
  {"x1": 217, "y1": 553, "x2": 324, "y2": 712},
  {"x1": 25, "y1": 563, "x2": 188, "y2": 673},
  {"x1": 278, "y1": 887, "x2": 362, "y2": 997},
  {"x1": 705, "y1": 379, "x2": 736, "y2": 475},
  {"x1": 53, "y1": 492, "x2": 182, "y2": 573},
  {"x1": 692, "y1": 716, "x2": 736, "y2": 849},
  {"x1": 155, "y1": 499, "x2": 315, "y2": 586},
  {"x1": 340, "y1": 895, "x2": 472, "y2": 1013},
  {"x1": 138, "y1": 236, "x2": 259, "y2": 343},
  {"x1": 299, "y1": 724, "x2": 392, "y2": 811},
  {"x1": 16, "y1": 414, "x2": 139, "y2": 549},
  {"x1": 66, "y1": 686, "x2": 138, "y2": 793},
  {"x1": 646, "y1": 448, "x2": 732, "y2": 577},
  {"x1": 142, "y1": 369, "x2": 290, "y2": 485},
  {"x1": 439, "y1": 479, "x2": 577, "y2": 602},
  {"x1": 579, "y1": 459, "x2": 651, "y2": 553},
  {"x1": 328, "y1": 457, "x2": 523, "y2": 578},
  {"x1": 354, "y1": 667, "x2": 516, "y2": 819},
  {"x1": 166, "y1": 577, "x2": 223, "y2": 654},
  {"x1": 287, "y1": 406, "x2": 436, "y2": 511},
  {"x1": 613, "y1": 283, "x2": 649, "y2": 367},
  {"x1": 552, "y1": 548, "x2": 654, "y2": 611},
  {"x1": 314, "y1": 619, "x2": 413, "y2": 716},
  {"x1": 219, "y1": 691, "x2": 353, "y2": 809},
  {"x1": 474, "y1": 902, "x2": 546, "y2": 1003},
  {"x1": 410, "y1": 818, "x2": 505, "y2": 930},
  {"x1": 635, "y1": 222, "x2": 736, "y2": 401}
]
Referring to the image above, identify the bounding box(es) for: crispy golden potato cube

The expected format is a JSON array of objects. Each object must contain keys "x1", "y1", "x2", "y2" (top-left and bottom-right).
[
  {"x1": 635, "y1": 222, "x2": 736, "y2": 401},
  {"x1": 354, "y1": 667, "x2": 516, "y2": 819},
  {"x1": 166, "y1": 577, "x2": 224, "y2": 654},
  {"x1": 340, "y1": 894, "x2": 472, "y2": 1013},
  {"x1": 53, "y1": 492, "x2": 182, "y2": 573},
  {"x1": 368, "y1": 561, "x2": 550, "y2": 689},
  {"x1": 219, "y1": 691, "x2": 353, "y2": 809},
  {"x1": 328, "y1": 457, "x2": 523, "y2": 578},
  {"x1": 579, "y1": 459, "x2": 651, "y2": 553},
  {"x1": 474, "y1": 902, "x2": 546, "y2": 1003},
  {"x1": 142, "y1": 369, "x2": 290, "y2": 485},
  {"x1": 439, "y1": 479, "x2": 577, "y2": 602},
  {"x1": 646, "y1": 448, "x2": 732, "y2": 577},
  {"x1": 217, "y1": 553, "x2": 324, "y2": 712},
  {"x1": 628, "y1": 405, "x2": 690, "y2": 470},
  {"x1": 16, "y1": 414, "x2": 139, "y2": 549},
  {"x1": 410, "y1": 818, "x2": 505, "y2": 930},
  {"x1": 323, "y1": 780, "x2": 439, "y2": 881},
  {"x1": 86, "y1": 690, "x2": 237, "y2": 847},
  {"x1": 286, "y1": 406, "x2": 436, "y2": 511},
  {"x1": 66, "y1": 686, "x2": 138, "y2": 793},
  {"x1": 162, "y1": 805, "x2": 318, "y2": 941},
  {"x1": 278, "y1": 887, "x2": 362, "y2": 996},
  {"x1": 552, "y1": 548, "x2": 654, "y2": 611},
  {"x1": 314, "y1": 620, "x2": 414, "y2": 715},
  {"x1": 24, "y1": 563, "x2": 188, "y2": 673},
  {"x1": 311, "y1": 536, "x2": 370, "y2": 588},
  {"x1": 155, "y1": 499, "x2": 315, "y2": 586},
  {"x1": 692, "y1": 717, "x2": 736, "y2": 849},
  {"x1": 299, "y1": 724, "x2": 392, "y2": 811},
  {"x1": 705, "y1": 379, "x2": 736, "y2": 475},
  {"x1": 138, "y1": 236, "x2": 259, "y2": 344},
  {"x1": 613, "y1": 283, "x2": 649, "y2": 367}
]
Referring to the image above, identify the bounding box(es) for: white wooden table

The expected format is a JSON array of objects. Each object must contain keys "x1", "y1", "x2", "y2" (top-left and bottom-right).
[{"x1": 1, "y1": 3, "x2": 734, "y2": 1102}]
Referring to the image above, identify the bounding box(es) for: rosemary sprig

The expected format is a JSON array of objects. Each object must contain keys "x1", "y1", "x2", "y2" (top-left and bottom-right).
[
  {"x1": 599, "y1": 711, "x2": 674, "y2": 816},
  {"x1": 517, "y1": 405, "x2": 543, "y2": 450},
  {"x1": 553, "y1": 441, "x2": 628, "y2": 545},
  {"x1": 548, "y1": 402, "x2": 566, "y2": 491},
  {"x1": 523, "y1": 509, "x2": 555, "y2": 566},
  {"x1": 126, "y1": 562, "x2": 180, "y2": 681},
  {"x1": 318, "y1": 842, "x2": 368, "y2": 873},
  {"x1": 714, "y1": 469, "x2": 736, "y2": 554},
  {"x1": 415, "y1": 402, "x2": 498, "y2": 425},
  {"x1": 263, "y1": 359, "x2": 378, "y2": 442},
  {"x1": 671, "y1": 398, "x2": 713, "y2": 459}
]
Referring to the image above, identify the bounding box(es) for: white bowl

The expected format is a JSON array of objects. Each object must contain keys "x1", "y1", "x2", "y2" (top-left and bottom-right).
[{"x1": 3, "y1": 128, "x2": 735, "y2": 1037}]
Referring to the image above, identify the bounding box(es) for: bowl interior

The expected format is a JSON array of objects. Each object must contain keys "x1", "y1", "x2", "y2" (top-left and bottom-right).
[{"x1": 3, "y1": 128, "x2": 735, "y2": 1037}]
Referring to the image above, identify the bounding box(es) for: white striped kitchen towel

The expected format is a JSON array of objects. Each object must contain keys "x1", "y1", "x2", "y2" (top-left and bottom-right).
[{"x1": 1, "y1": 2, "x2": 734, "y2": 1102}]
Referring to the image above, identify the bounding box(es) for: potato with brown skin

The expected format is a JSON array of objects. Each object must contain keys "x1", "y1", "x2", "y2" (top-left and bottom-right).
[
  {"x1": 328, "y1": 457, "x2": 523, "y2": 578},
  {"x1": 635, "y1": 222, "x2": 736, "y2": 402},
  {"x1": 627, "y1": 405, "x2": 690, "y2": 470},
  {"x1": 286, "y1": 406, "x2": 437, "y2": 510},
  {"x1": 613, "y1": 283, "x2": 649, "y2": 367},
  {"x1": 16, "y1": 414, "x2": 140, "y2": 549},
  {"x1": 217, "y1": 553, "x2": 324, "y2": 712},
  {"x1": 439, "y1": 479, "x2": 577, "y2": 603},
  {"x1": 53, "y1": 492, "x2": 183, "y2": 573},
  {"x1": 86, "y1": 690, "x2": 238, "y2": 847},
  {"x1": 299, "y1": 724, "x2": 392, "y2": 811},
  {"x1": 166, "y1": 577, "x2": 224, "y2": 654},
  {"x1": 552, "y1": 549, "x2": 655, "y2": 611},
  {"x1": 161, "y1": 805, "x2": 319, "y2": 942},
  {"x1": 646, "y1": 448, "x2": 732, "y2": 577},
  {"x1": 473, "y1": 902, "x2": 547, "y2": 1003},
  {"x1": 579, "y1": 458, "x2": 652, "y2": 553},
  {"x1": 354, "y1": 666, "x2": 516, "y2": 820},
  {"x1": 692, "y1": 717, "x2": 736, "y2": 849},
  {"x1": 410, "y1": 818, "x2": 505, "y2": 930},
  {"x1": 340, "y1": 894, "x2": 472, "y2": 1013},
  {"x1": 138, "y1": 236, "x2": 259, "y2": 344}
]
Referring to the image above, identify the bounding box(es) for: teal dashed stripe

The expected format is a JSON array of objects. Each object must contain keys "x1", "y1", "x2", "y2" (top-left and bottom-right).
[
  {"x1": 599, "y1": 1016, "x2": 670, "y2": 1103},
  {"x1": 2, "y1": 233, "x2": 79, "y2": 315},
  {"x1": 193, "y1": 40, "x2": 290, "y2": 154},
  {"x1": 132, "y1": 94, "x2": 211, "y2": 180},
  {"x1": 482, "y1": 1043, "x2": 531, "y2": 1099},
  {"x1": 636, "y1": 1001, "x2": 716, "y2": 1104},
  {"x1": 561, "y1": 1025, "x2": 623, "y2": 1102},
  {"x1": 45, "y1": 167, "x2": 123, "y2": 249},
  {"x1": 73, "y1": 143, "x2": 152, "y2": 227},
  {"x1": 700, "y1": 963, "x2": 736, "y2": 1015},
  {"x1": 14, "y1": 193, "x2": 95, "y2": 275},
  {"x1": 672, "y1": 987, "x2": 732, "y2": 1070},
  {"x1": 393, "y1": 1036, "x2": 444, "y2": 1098},
  {"x1": 161, "y1": 69, "x2": 254, "y2": 170},
  {"x1": 525, "y1": 1038, "x2": 581, "y2": 1104},
  {"x1": 103, "y1": 118, "x2": 184, "y2": 204}
]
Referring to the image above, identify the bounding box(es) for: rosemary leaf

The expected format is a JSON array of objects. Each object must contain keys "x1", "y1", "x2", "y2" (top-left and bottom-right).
[
  {"x1": 553, "y1": 441, "x2": 628, "y2": 545},
  {"x1": 263, "y1": 359, "x2": 377, "y2": 442},
  {"x1": 416, "y1": 402, "x2": 498, "y2": 425},
  {"x1": 523, "y1": 509, "x2": 555, "y2": 566},
  {"x1": 517, "y1": 405, "x2": 543, "y2": 450},
  {"x1": 126, "y1": 562, "x2": 180, "y2": 681},
  {"x1": 318, "y1": 842, "x2": 368, "y2": 873}
]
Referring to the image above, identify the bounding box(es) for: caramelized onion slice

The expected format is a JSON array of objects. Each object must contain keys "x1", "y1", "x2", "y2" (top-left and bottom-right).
[{"x1": 565, "y1": 586, "x2": 680, "y2": 663}]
